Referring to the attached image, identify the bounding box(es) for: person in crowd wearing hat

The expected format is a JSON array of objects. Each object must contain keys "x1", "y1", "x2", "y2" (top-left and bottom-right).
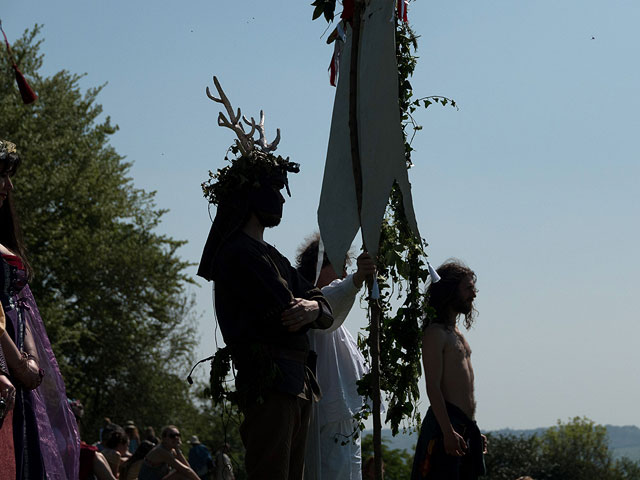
[
  {"x1": 197, "y1": 79, "x2": 333, "y2": 480},
  {"x1": 411, "y1": 260, "x2": 487, "y2": 480},
  {"x1": 188, "y1": 435, "x2": 214, "y2": 479},
  {"x1": 214, "y1": 443, "x2": 235, "y2": 480},
  {"x1": 125, "y1": 420, "x2": 141, "y2": 454}
]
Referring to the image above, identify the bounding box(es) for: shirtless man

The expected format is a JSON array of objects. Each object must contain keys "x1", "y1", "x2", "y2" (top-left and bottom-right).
[{"x1": 411, "y1": 260, "x2": 486, "y2": 480}]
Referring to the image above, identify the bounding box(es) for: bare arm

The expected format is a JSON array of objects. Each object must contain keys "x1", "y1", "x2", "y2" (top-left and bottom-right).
[
  {"x1": 0, "y1": 323, "x2": 42, "y2": 390},
  {"x1": 92, "y1": 452, "x2": 117, "y2": 480},
  {"x1": 166, "y1": 448, "x2": 200, "y2": 480},
  {"x1": 422, "y1": 327, "x2": 467, "y2": 456}
]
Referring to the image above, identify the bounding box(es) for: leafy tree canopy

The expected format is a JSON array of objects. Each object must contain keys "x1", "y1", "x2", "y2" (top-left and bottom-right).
[
  {"x1": 0, "y1": 25, "x2": 201, "y2": 440},
  {"x1": 485, "y1": 417, "x2": 640, "y2": 480}
]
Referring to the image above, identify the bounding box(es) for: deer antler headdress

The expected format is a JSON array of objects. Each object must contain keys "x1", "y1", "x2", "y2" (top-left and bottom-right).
[
  {"x1": 197, "y1": 77, "x2": 300, "y2": 281},
  {"x1": 201, "y1": 76, "x2": 299, "y2": 206}
]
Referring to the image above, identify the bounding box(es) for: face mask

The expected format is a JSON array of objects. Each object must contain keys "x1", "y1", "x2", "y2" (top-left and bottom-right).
[{"x1": 250, "y1": 185, "x2": 284, "y2": 220}]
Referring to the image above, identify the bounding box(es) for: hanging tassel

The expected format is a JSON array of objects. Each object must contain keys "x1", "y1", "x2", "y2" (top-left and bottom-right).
[
  {"x1": 12, "y1": 64, "x2": 37, "y2": 104},
  {"x1": 341, "y1": 0, "x2": 355, "y2": 23},
  {"x1": 1, "y1": 20, "x2": 38, "y2": 104},
  {"x1": 397, "y1": 0, "x2": 409, "y2": 23},
  {"x1": 427, "y1": 262, "x2": 441, "y2": 283}
]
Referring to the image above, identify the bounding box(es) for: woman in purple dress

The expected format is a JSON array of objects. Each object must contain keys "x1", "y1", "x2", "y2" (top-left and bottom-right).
[{"x1": 0, "y1": 139, "x2": 80, "y2": 479}]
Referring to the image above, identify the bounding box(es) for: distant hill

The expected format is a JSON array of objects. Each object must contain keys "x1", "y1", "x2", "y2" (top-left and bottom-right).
[{"x1": 367, "y1": 425, "x2": 640, "y2": 462}]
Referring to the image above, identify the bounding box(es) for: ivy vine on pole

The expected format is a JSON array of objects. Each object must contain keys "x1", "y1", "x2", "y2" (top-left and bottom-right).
[{"x1": 310, "y1": 0, "x2": 458, "y2": 440}]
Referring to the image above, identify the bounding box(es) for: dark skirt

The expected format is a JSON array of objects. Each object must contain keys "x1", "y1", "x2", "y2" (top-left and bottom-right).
[{"x1": 411, "y1": 402, "x2": 486, "y2": 480}]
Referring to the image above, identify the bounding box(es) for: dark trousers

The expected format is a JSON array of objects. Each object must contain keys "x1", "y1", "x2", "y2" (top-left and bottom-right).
[
  {"x1": 411, "y1": 403, "x2": 485, "y2": 480},
  {"x1": 240, "y1": 390, "x2": 312, "y2": 480}
]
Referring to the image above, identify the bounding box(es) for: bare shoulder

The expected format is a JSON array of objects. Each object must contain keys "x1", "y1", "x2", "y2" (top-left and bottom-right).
[
  {"x1": 147, "y1": 445, "x2": 172, "y2": 463},
  {"x1": 422, "y1": 324, "x2": 449, "y2": 347}
]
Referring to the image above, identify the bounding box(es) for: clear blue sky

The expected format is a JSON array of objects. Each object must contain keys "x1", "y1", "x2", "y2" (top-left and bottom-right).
[{"x1": 3, "y1": 0, "x2": 640, "y2": 431}]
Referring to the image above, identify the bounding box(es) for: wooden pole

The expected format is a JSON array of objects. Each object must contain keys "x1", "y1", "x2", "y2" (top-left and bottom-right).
[{"x1": 348, "y1": 2, "x2": 383, "y2": 479}]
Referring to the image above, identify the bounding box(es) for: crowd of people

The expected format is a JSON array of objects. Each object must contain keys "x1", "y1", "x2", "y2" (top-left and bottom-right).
[{"x1": 76, "y1": 416, "x2": 236, "y2": 480}]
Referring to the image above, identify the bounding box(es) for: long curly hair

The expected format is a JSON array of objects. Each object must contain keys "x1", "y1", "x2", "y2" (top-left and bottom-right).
[{"x1": 425, "y1": 259, "x2": 477, "y2": 330}]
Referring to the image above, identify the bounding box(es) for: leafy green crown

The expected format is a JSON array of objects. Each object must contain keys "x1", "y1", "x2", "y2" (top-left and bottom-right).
[{"x1": 201, "y1": 147, "x2": 300, "y2": 206}]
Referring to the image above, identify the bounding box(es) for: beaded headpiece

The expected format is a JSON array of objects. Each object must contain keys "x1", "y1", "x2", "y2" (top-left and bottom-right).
[{"x1": 0, "y1": 140, "x2": 17, "y2": 156}]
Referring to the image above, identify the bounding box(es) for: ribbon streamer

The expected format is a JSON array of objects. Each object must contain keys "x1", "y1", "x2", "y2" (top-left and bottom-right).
[
  {"x1": 0, "y1": 19, "x2": 38, "y2": 104},
  {"x1": 396, "y1": 0, "x2": 409, "y2": 23},
  {"x1": 314, "y1": 237, "x2": 326, "y2": 286},
  {"x1": 427, "y1": 262, "x2": 441, "y2": 283}
]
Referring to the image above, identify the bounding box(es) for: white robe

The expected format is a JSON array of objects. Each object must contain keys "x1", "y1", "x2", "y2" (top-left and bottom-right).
[{"x1": 305, "y1": 275, "x2": 368, "y2": 480}]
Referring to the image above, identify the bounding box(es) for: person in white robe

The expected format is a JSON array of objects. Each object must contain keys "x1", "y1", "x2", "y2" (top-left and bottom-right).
[{"x1": 296, "y1": 236, "x2": 376, "y2": 480}]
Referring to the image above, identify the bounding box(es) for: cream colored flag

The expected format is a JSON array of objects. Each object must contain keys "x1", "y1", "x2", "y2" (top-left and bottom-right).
[{"x1": 318, "y1": 0, "x2": 420, "y2": 272}]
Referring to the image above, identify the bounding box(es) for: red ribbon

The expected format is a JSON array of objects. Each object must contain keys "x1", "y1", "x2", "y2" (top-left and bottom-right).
[
  {"x1": 397, "y1": 0, "x2": 408, "y2": 22},
  {"x1": 341, "y1": 0, "x2": 355, "y2": 23},
  {"x1": 0, "y1": 21, "x2": 38, "y2": 104}
]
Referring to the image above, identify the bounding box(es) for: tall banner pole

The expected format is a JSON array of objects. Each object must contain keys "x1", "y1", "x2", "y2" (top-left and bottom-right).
[{"x1": 347, "y1": 2, "x2": 383, "y2": 478}]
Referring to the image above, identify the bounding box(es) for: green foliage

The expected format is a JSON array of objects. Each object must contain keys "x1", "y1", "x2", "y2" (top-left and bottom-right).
[
  {"x1": 542, "y1": 417, "x2": 612, "y2": 479},
  {"x1": 310, "y1": 0, "x2": 337, "y2": 22},
  {"x1": 201, "y1": 149, "x2": 299, "y2": 206},
  {"x1": 356, "y1": 186, "x2": 429, "y2": 435},
  {"x1": 396, "y1": 22, "x2": 458, "y2": 166},
  {"x1": 0, "y1": 26, "x2": 201, "y2": 441},
  {"x1": 484, "y1": 418, "x2": 640, "y2": 480},
  {"x1": 484, "y1": 433, "x2": 547, "y2": 480},
  {"x1": 361, "y1": 433, "x2": 414, "y2": 480},
  {"x1": 182, "y1": 396, "x2": 247, "y2": 480}
]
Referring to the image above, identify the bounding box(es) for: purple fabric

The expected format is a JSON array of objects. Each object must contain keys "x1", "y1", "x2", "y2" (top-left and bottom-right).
[{"x1": 5, "y1": 285, "x2": 80, "y2": 479}]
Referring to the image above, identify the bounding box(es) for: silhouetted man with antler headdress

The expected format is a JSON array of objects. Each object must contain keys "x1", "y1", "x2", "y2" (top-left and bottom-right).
[{"x1": 197, "y1": 77, "x2": 334, "y2": 480}]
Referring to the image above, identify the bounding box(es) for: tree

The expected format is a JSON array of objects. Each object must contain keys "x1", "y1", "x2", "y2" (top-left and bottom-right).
[
  {"x1": 0, "y1": 25, "x2": 199, "y2": 440},
  {"x1": 361, "y1": 433, "x2": 413, "y2": 480},
  {"x1": 541, "y1": 417, "x2": 612, "y2": 479},
  {"x1": 484, "y1": 418, "x2": 640, "y2": 480},
  {"x1": 484, "y1": 433, "x2": 547, "y2": 480}
]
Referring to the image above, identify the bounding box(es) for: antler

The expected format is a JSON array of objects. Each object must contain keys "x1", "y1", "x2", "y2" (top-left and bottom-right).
[
  {"x1": 254, "y1": 110, "x2": 281, "y2": 153},
  {"x1": 206, "y1": 76, "x2": 254, "y2": 156},
  {"x1": 242, "y1": 115, "x2": 257, "y2": 140}
]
